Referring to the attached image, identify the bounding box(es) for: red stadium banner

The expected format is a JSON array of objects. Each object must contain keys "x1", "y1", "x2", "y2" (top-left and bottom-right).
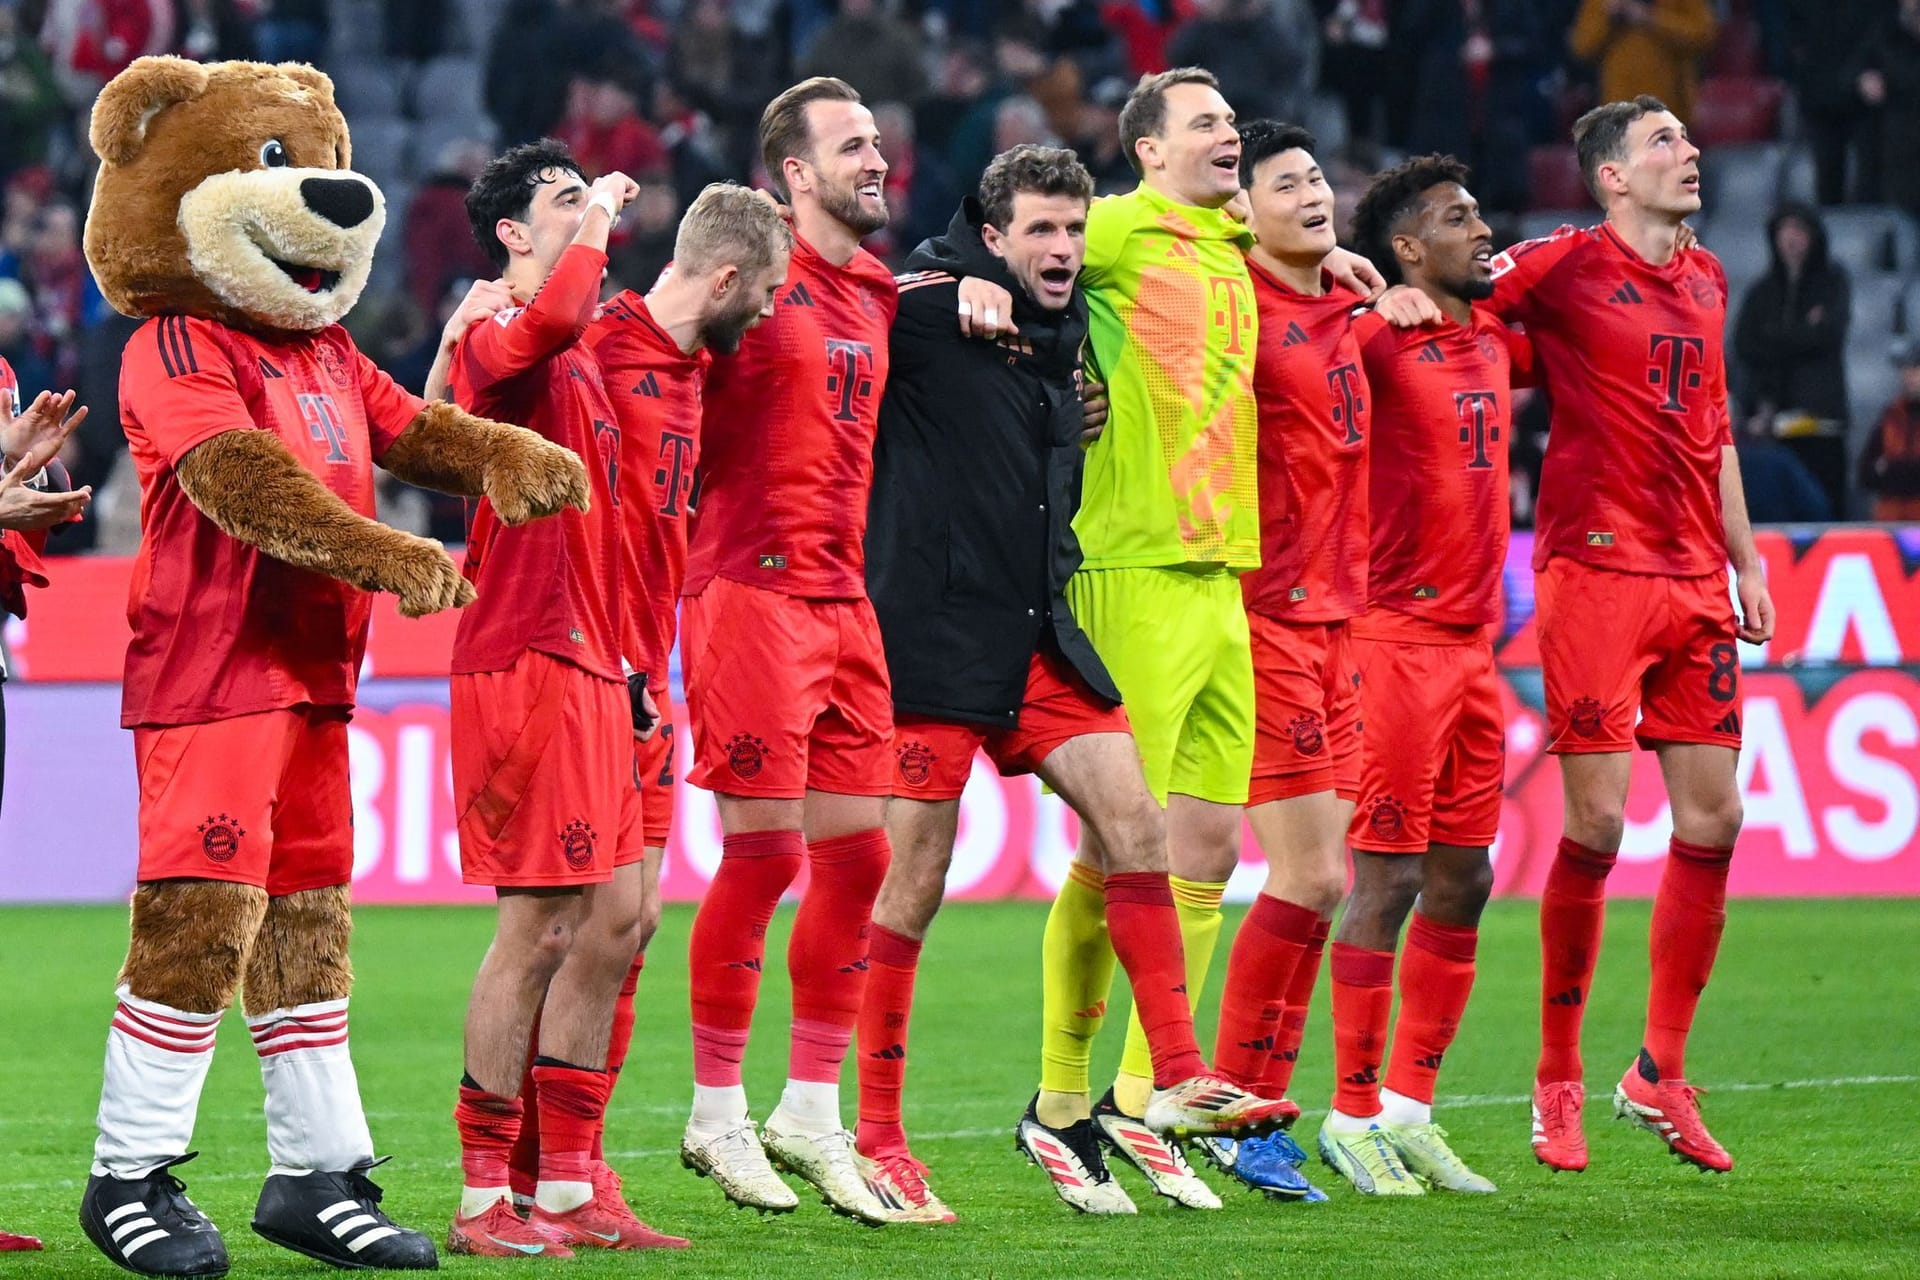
[{"x1": 11, "y1": 526, "x2": 1920, "y2": 682}]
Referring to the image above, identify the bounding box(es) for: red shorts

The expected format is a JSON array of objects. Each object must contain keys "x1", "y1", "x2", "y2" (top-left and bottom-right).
[
  {"x1": 631, "y1": 719, "x2": 675, "y2": 852},
  {"x1": 134, "y1": 707, "x2": 352, "y2": 895},
  {"x1": 1348, "y1": 612, "x2": 1504, "y2": 853},
  {"x1": 682, "y1": 577, "x2": 893, "y2": 799},
  {"x1": 1536, "y1": 558, "x2": 1741, "y2": 754},
  {"x1": 892, "y1": 650, "x2": 1130, "y2": 801},
  {"x1": 452, "y1": 650, "x2": 631, "y2": 888},
  {"x1": 1249, "y1": 613, "x2": 1362, "y2": 805}
]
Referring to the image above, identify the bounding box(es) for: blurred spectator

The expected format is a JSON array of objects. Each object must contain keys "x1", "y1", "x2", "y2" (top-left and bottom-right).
[
  {"x1": 1035, "y1": 0, "x2": 1130, "y2": 88},
  {"x1": 1734, "y1": 205, "x2": 1851, "y2": 514},
  {"x1": 0, "y1": 281, "x2": 50, "y2": 401},
  {"x1": 1568, "y1": 0, "x2": 1716, "y2": 125},
  {"x1": 607, "y1": 173, "x2": 679, "y2": 294},
  {"x1": 797, "y1": 0, "x2": 927, "y2": 107},
  {"x1": 1397, "y1": 0, "x2": 1552, "y2": 213},
  {"x1": 253, "y1": 0, "x2": 329, "y2": 64},
  {"x1": 1066, "y1": 73, "x2": 1136, "y2": 193},
  {"x1": 1787, "y1": 0, "x2": 1888, "y2": 205},
  {"x1": 1848, "y1": 0, "x2": 1920, "y2": 218},
  {"x1": 1734, "y1": 205, "x2": 1851, "y2": 424},
  {"x1": 486, "y1": 0, "x2": 645, "y2": 145},
  {"x1": 23, "y1": 201, "x2": 86, "y2": 388},
  {"x1": 1165, "y1": 0, "x2": 1315, "y2": 124},
  {"x1": 555, "y1": 69, "x2": 669, "y2": 179},
  {"x1": 403, "y1": 138, "x2": 495, "y2": 315},
  {"x1": 42, "y1": 0, "x2": 175, "y2": 104},
  {"x1": 1735, "y1": 403, "x2": 1834, "y2": 522},
  {"x1": 668, "y1": 0, "x2": 785, "y2": 173},
  {"x1": 1317, "y1": 0, "x2": 1391, "y2": 142},
  {"x1": 0, "y1": 8, "x2": 64, "y2": 182},
  {"x1": 944, "y1": 21, "x2": 1050, "y2": 199},
  {"x1": 175, "y1": 0, "x2": 256, "y2": 62},
  {"x1": 1858, "y1": 339, "x2": 1920, "y2": 519},
  {"x1": 383, "y1": 0, "x2": 450, "y2": 62}
]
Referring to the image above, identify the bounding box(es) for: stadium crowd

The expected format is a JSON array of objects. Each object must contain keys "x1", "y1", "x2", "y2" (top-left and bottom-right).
[{"x1": 0, "y1": 1, "x2": 1915, "y2": 542}]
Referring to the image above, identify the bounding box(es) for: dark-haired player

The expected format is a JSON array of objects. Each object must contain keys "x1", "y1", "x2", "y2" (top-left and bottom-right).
[
  {"x1": 442, "y1": 141, "x2": 645, "y2": 1257},
  {"x1": 1194, "y1": 120, "x2": 1440, "y2": 1203},
  {"x1": 1486, "y1": 96, "x2": 1773, "y2": 1174},
  {"x1": 1318, "y1": 153, "x2": 1530, "y2": 1197}
]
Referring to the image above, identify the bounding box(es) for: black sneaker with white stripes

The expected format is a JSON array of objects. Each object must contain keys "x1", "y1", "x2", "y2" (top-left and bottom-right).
[
  {"x1": 80, "y1": 1152, "x2": 229, "y2": 1278},
  {"x1": 251, "y1": 1162, "x2": 437, "y2": 1270}
]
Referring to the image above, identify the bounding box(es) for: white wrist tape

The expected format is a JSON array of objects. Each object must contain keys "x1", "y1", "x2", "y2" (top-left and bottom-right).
[{"x1": 587, "y1": 191, "x2": 620, "y2": 222}]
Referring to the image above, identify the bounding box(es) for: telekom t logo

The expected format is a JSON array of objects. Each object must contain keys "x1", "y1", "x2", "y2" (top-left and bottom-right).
[
  {"x1": 1327, "y1": 363, "x2": 1365, "y2": 444},
  {"x1": 1454, "y1": 390, "x2": 1501, "y2": 470},
  {"x1": 655, "y1": 431, "x2": 696, "y2": 516},
  {"x1": 825, "y1": 339, "x2": 876, "y2": 423},
  {"x1": 1648, "y1": 333, "x2": 1705, "y2": 414},
  {"x1": 1208, "y1": 275, "x2": 1253, "y2": 356},
  {"x1": 297, "y1": 393, "x2": 348, "y2": 463}
]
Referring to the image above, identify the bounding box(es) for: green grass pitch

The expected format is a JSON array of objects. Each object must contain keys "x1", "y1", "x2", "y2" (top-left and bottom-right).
[{"x1": 2, "y1": 899, "x2": 1917, "y2": 1278}]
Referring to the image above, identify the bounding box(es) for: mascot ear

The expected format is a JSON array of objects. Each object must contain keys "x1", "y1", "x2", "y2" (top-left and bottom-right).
[
  {"x1": 277, "y1": 62, "x2": 339, "y2": 111},
  {"x1": 90, "y1": 56, "x2": 212, "y2": 166}
]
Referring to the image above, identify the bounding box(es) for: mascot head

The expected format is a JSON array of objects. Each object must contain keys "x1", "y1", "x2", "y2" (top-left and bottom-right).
[{"x1": 84, "y1": 56, "x2": 383, "y2": 334}]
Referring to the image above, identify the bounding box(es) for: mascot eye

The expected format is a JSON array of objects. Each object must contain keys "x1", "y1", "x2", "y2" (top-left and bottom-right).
[{"x1": 259, "y1": 139, "x2": 289, "y2": 168}]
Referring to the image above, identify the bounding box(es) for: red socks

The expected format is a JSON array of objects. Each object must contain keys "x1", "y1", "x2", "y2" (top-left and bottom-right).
[
  {"x1": 1385, "y1": 914, "x2": 1479, "y2": 1106},
  {"x1": 1537, "y1": 836, "x2": 1617, "y2": 1084},
  {"x1": 1264, "y1": 916, "x2": 1329, "y2": 1095},
  {"x1": 531, "y1": 1060, "x2": 606, "y2": 1187},
  {"x1": 689, "y1": 829, "x2": 806, "y2": 1086},
  {"x1": 787, "y1": 829, "x2": 891, "y2": 1081},
  {"x1": 1644, "y1": 837, "x2": 1733, "y2": 1079},
  {"x1": 854, "y1": 923, "x2": 922, "y2": 1156},
  {"x1": 1213, "y1": 894, "x2": 1321, "y2": 1090},
  {"x1": 1103, "y1": 871, "x2": 1208, "y2": 1087},
  {"x1": 1329, "y1": 943, "x2": 1395, "y2": 1118},
  {"x1": 591, "y1": 951, "x2": 645, "y2": 1163},
  {"x1": 454, "y1": 1083, "x2": 524, "y2": 1192}
]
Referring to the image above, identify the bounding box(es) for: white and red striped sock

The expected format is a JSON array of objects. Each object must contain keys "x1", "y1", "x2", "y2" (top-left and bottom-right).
[
  {"x1": 248, "y1": 998, "x2": 374, "y2": 1173},
  {"x1": 93, "y1": 985, "x2": 223, "y2": 1179}
]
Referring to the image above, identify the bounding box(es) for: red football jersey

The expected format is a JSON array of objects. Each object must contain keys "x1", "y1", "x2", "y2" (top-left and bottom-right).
[
  {"x1": 449, "y1": 242, "x2": 624, "y2": 682},
  {"x1": 118, "y1": 315, "x2": 422, "y2": 727},
  {"x1": 1488, "y1": 222, "x2": 1732, "y2": 576},
  {"x1": 1354, "y1": 306, "x2": 1533, "y2": 630},
  {"x1": 588, "y1": 289, "x2": 710, "y2": 693},
  {"x1": 1239, "y1": 262, "x2": 1370, "y2": 622},
  {"x1": 685, "y1": 234, "x2": 897, "y2": 600}
]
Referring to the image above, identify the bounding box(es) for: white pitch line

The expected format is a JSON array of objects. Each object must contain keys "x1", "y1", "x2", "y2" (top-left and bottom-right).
[{"x1": 11, "y1": 1074, "x2": 1915, "y2": 1193}]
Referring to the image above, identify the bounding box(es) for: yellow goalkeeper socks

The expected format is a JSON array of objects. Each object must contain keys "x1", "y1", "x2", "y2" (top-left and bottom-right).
[{"x1": 1037, "y1": 859, "x2": 1114, "y2": 1111}]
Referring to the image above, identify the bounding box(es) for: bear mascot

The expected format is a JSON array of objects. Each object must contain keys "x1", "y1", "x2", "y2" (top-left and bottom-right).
[{"x1": 76, "y1": 56, "x2": 590, "y2": 1277}]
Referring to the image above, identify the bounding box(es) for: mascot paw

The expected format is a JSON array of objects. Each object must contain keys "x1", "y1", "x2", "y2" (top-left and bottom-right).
[
  {"x1": 486, "y1": 430, "x2": 591, "y2": 526},
  {"x1": 381, "y1": 535, "x2": 476, "y2": 618}
]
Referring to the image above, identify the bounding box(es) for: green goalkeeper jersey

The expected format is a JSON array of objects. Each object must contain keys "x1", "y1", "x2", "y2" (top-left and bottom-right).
[{"x1": 1074, "y1": 183, "x2": 1261, "y2": 571}]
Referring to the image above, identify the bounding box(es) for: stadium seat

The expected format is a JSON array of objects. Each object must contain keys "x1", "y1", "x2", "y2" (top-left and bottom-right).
[
  {"x1": 1704, "y1": 143, "x2": 1783, "y2": 223},
  {"x1": 332, "y1": 60, "x2": 406, "y2": 121},
  {"x1": 349, "y1": 117, "x2": 414, "y2": 191},
  {"x1": 1709, "y1": 17, "x2": 1766, "y2": 78},
  {"x1": 1528, "y1": 145, "x2": 1588, "y2": 211},
  {"x1": 1711, "y1": 230, "x2": 1772, "y2": 303},
  {"x1": 1850, "y1": 272, "x2": 1908, "y2": 342},
  {"x1": 1691, "y1": 76, "x2": 1785, "y2": 148},
  {"x1": 415, "y1": 55, "x2": 487, "y2": 124},
  {"x1": 1515, "y1": 210, "x2": 1586, "y2": 244},
  {"x1": 1824, "y1": 206, "x2": 1919, "y2": 274}
]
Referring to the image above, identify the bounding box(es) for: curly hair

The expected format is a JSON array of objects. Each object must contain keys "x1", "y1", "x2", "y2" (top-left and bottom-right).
[
  {"x1": 979, "y1": 144, "x2": 1094, "y2": 229},
  {"x1": 465, "y1": 139, "x2": 586, "y2": 272},
  {"x1": 1348, "y1": 153, "x2": 1474, "y2": 287}
]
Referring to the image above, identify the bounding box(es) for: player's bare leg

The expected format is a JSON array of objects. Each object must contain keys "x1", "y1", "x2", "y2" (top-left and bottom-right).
[
  {"x1": 1330, "y1": 847, "x2": 1494, "y2": 1193},
  {"x1": 1613, "y1": 742, "x2": 1742, "y2": 1171},
  {"x1": 852, "y1": 796, "x2": 960, "y2": 1222},
  {"x1": 1534, "y1": 750, "x2": 1632, "y2": 1170}
]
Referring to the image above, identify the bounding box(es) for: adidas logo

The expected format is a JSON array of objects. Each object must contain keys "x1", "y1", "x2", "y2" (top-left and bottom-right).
[
  {"x1": 726, "y1": 958, "x2": 762, "y2": 972},
  {"x1": 1415, "y1": 1053, "x2": 1444, "y2": 1070},
  {"x1": 1277, "y1": 1049, "x2": 1299, "y2": 1063},
  {"x1": 1608, "y1": 280, "x2": 1644, "y2": 304},
  {"x1": 1416, "y1": 340, "x2": 1445, "y2": 363},
  {"x1": 784, "y1": 282, "x2": 814, "y2": 307},
  {"x1": 1343, "y1": 1066, "x2": 1379, "y2": 1086},
  {"x1": 1238, "y1": 1035, "x2": 1276, "y2": 1052},
  {"x1": 839, "y1": 957, "x2": 870, "y2": 974},
  {"x1": 1548, "y1": 986, "x2": 1583, "y2": 1007},
  {"x1": 1171, "y1": 983, "x2": 1187, "y2": 995},
  {"x1": 316, "y1": 1199, "x2": 402, "y2": 1257},
  {"x1": 632, "y1": 371, "x2": 660, "y2": 398},
  {"x1": 869, "y1": 1043, "x2": 905, "y2": 1060},
  {"x1": 1280, "y1": 321, "x2": 1310, "y2": 347},
  {"x1": 1072, "y1": 1001, "x2": 1107, "y2": 1020},
  {"x1": 257, "y1": 356, "x2": 284, "y2": 379},
  {"x1": 1713, "y1": 710, "x2": 1741, "y2": 735}
]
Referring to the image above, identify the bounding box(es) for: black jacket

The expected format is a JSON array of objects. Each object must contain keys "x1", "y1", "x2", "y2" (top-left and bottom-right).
[
  {"x1": 1733, "y1": 203, "x2": 1851, "y2": 423},
  {"x1": 866, "y1": 200, "x2": 1120, "y2": 728}
]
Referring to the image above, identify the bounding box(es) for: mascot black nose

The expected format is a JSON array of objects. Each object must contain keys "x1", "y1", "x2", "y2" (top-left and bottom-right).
[{"x1": 300, "y1": 176, "x2": 375, "y2": 229}]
